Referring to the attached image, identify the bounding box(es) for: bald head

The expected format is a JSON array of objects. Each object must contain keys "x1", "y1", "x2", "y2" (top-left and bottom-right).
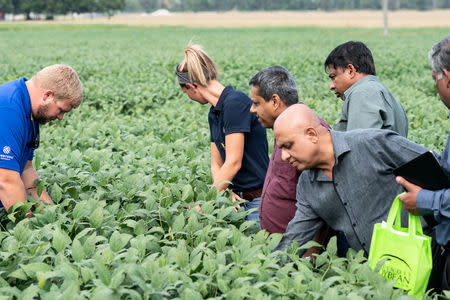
[
  {"x1": 274, "y1": 104, "x2": 332, "y2": 171},
  {"x1": 274, "y1": 103, "x2": 323, "y2": 134}
]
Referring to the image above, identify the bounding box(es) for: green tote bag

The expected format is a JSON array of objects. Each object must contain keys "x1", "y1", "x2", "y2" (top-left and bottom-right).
[{"x1": 368, "y1": 195, "x2": 432, "y2": 298}]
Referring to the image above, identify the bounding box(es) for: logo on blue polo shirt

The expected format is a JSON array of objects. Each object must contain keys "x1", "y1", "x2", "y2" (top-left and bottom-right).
[
  {"x1": 3, "y1": 146, "x2": 11, "y2": 154},
  {"x1": 0, "y1": 146, "x2": 13, "y2": 161}
]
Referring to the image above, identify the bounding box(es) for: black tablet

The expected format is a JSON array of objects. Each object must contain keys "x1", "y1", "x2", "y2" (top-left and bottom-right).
[{"x1": 393, "y1": 151, "x2": 450, "y2": 190}]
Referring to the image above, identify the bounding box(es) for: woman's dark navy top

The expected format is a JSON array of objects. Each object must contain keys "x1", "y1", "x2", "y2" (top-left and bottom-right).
[{"x1": 208, "y1": 85, "x2": 268, "y2": 192}]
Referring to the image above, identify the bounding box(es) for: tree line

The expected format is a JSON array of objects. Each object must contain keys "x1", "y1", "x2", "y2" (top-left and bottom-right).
[
  {"x1": 1, "y1": 0, "x2": 450, "y2": 19},
  {"x1": 0, "y1": 0, "x2": 125, "y2": 19}
]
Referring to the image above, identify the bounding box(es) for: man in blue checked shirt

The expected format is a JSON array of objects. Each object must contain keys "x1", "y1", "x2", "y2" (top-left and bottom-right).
[
  {"x1": 396, "y1": 35, "x2": 450, "y2": 294},
  {"x1": 0, "y1": 64, "x2": 83, "y2": 213}
]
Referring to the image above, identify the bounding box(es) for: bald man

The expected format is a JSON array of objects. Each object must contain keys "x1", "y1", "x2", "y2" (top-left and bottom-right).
[{"x1": 273, "y1": 104, "x2": 428, "y2": 255}]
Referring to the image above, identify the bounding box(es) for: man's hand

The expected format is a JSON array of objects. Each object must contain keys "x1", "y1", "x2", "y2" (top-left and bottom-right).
[
  {"x1": 396, "y1": 176, "x2": 422, "y2": 215},
  {"x1": 21, "y1": 161, "x2": 52, "y2": 205}
]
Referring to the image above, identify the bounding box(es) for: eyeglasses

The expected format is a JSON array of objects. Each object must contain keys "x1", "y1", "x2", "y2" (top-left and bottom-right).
[{"x1": 26, "y1": 117, "x2": 40, "y2": 150}]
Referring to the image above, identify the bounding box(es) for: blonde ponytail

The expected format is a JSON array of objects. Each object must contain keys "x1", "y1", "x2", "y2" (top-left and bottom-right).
[{"x1": 177, "y1": 44, "x2": 218, "y2": 86}]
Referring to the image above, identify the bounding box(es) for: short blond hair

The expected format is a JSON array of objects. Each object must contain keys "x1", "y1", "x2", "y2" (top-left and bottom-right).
[{"x1": 32, "y1": 64, "x2": 83, "y2": 108}]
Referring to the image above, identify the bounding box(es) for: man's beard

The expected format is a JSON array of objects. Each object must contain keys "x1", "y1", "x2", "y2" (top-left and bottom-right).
[{"x1": 33, "y1": 103, "x2": 55, "y2": 124}]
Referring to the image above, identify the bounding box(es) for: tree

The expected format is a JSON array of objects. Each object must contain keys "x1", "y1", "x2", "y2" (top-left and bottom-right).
[
  {"x1": 42, "y1": 0, "x2": 68, "y2": 19},
  {"x1": 438, "y1": 0, "x2": 450, "y2": 7},
  {"x1": 139, "y1": 0, "x2": 161, "y2": 12},
  {"x1": 96, "y1": 0, "x2": 126, "y2": 16},
  {"x1": 11, "y1": 0, "x2": 22, "y2": 15},
  {"x1": 0, "y1": 0, "x2": 13, "y2": 12},
  {"x1": 126, "y1": 0, "x2": 142, "y2": 12},
  {"x1": 414, "y1": 0, "x2": 428, "y2": 9},
  {"x1": 71, "y1": 0, "x2": 98, "y2": 14},
  {"x1": 359, "y1": 0, "x2": 381, "y2": 9},
  {"x1": 20, "y1": 0, "x2": 45, "y2": 19},
  {"x1": 316, "y1": 0, "x2": 333, "y2": 10}
]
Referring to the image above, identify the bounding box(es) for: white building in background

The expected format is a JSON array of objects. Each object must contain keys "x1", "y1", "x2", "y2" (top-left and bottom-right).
[{"x1": 3, "y1": 14, "x2": 25, "y2": 21}]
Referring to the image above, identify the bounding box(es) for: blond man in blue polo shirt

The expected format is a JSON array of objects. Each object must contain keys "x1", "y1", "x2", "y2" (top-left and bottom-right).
[{"x1": 0, "y1": 64, "x2": 83, "y2": 212}]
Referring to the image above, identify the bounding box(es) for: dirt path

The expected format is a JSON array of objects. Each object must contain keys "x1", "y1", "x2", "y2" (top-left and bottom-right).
[{"x1": 4, "y1": 10, "x2": 450, "y2": 27}]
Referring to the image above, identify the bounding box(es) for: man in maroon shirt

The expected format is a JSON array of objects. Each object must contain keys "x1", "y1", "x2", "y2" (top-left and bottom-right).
[{"x1": 249, "y1": 66, "x2": 330, "y2": 234}]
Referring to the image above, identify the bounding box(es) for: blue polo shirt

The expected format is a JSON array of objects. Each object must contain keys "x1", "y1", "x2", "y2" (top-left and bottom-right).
[
  {"x1": 0, "y1": 77, "x2": 36, "y2": 177},
  {"x1": 208, "y1": 85, "x2": 269, "y2": 192}
]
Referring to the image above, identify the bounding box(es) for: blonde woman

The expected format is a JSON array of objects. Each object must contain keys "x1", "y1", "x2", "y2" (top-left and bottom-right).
[{"x1": 176, "y1": 44, "x2": 268, "y2": 225}]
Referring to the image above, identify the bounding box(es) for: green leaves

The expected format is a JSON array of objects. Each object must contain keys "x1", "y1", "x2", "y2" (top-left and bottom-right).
[
  {"x1": 50, "y1": 183, "x2": 63, "y2": 203},
  {"x1": 21, "y1": 263, "x2": 52, "y2": 278},
  {"x1": 109, "y1": 231, "x2": 132, "y2": 253},
  {"x1": 90, "y1": 157, "x2": 101, "y2": 173},
  {"x1": 7, "y1": 202, "x2": 33, "y2": 223},
  {"x1": 34, "y1": 152, "x2": 41, "y2": 170},
  {"x1": 0, "y1": 26, "x2": 447, "y2": 300},
  {"x1": 89, "y1": 206, "x2": 104, "y2": 228},
  {"x1": 83, "y1": 232, "x2": 97, "y2": 257},
  {"x1": 172, "y1": 214, "x2": 185, "y2": 232},
  {"x1": 52, "y1": 227, "x2": 71, "y2": 253},
  {"x1": 8, "y1": 269, "x2": 28, "y2": 281},
  {"x1": 19, "y1": 285, "x2": 39, "y2": 300},
  {"x1": 181, "y1": 184, "x2": 194, "y2": 202},
  {"x1": 93, "y1": 262, "x2": 111, "y2": 286},
  {"x1": 215, "y1": 228, "x2": 230, "y2": 251},
  {"x1": 13, "y1": 221, "x2": 31, "y2": 244},
  {"x1": 71, "y1": 239, "x2": 84, "y2": 262},
  {"x1": 36, "y1": 179, "x2": 45, "y2": 198}
]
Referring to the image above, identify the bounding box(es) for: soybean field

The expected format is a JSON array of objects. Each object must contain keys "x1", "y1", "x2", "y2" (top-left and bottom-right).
[{"x1": 0, "y1": 25, "x2": 449, "y2": 299}]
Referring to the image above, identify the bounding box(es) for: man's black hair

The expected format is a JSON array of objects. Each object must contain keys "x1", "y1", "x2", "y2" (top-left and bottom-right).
[{"x1": 324, "y1": 41, "x2": 376, "y2": 75}]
